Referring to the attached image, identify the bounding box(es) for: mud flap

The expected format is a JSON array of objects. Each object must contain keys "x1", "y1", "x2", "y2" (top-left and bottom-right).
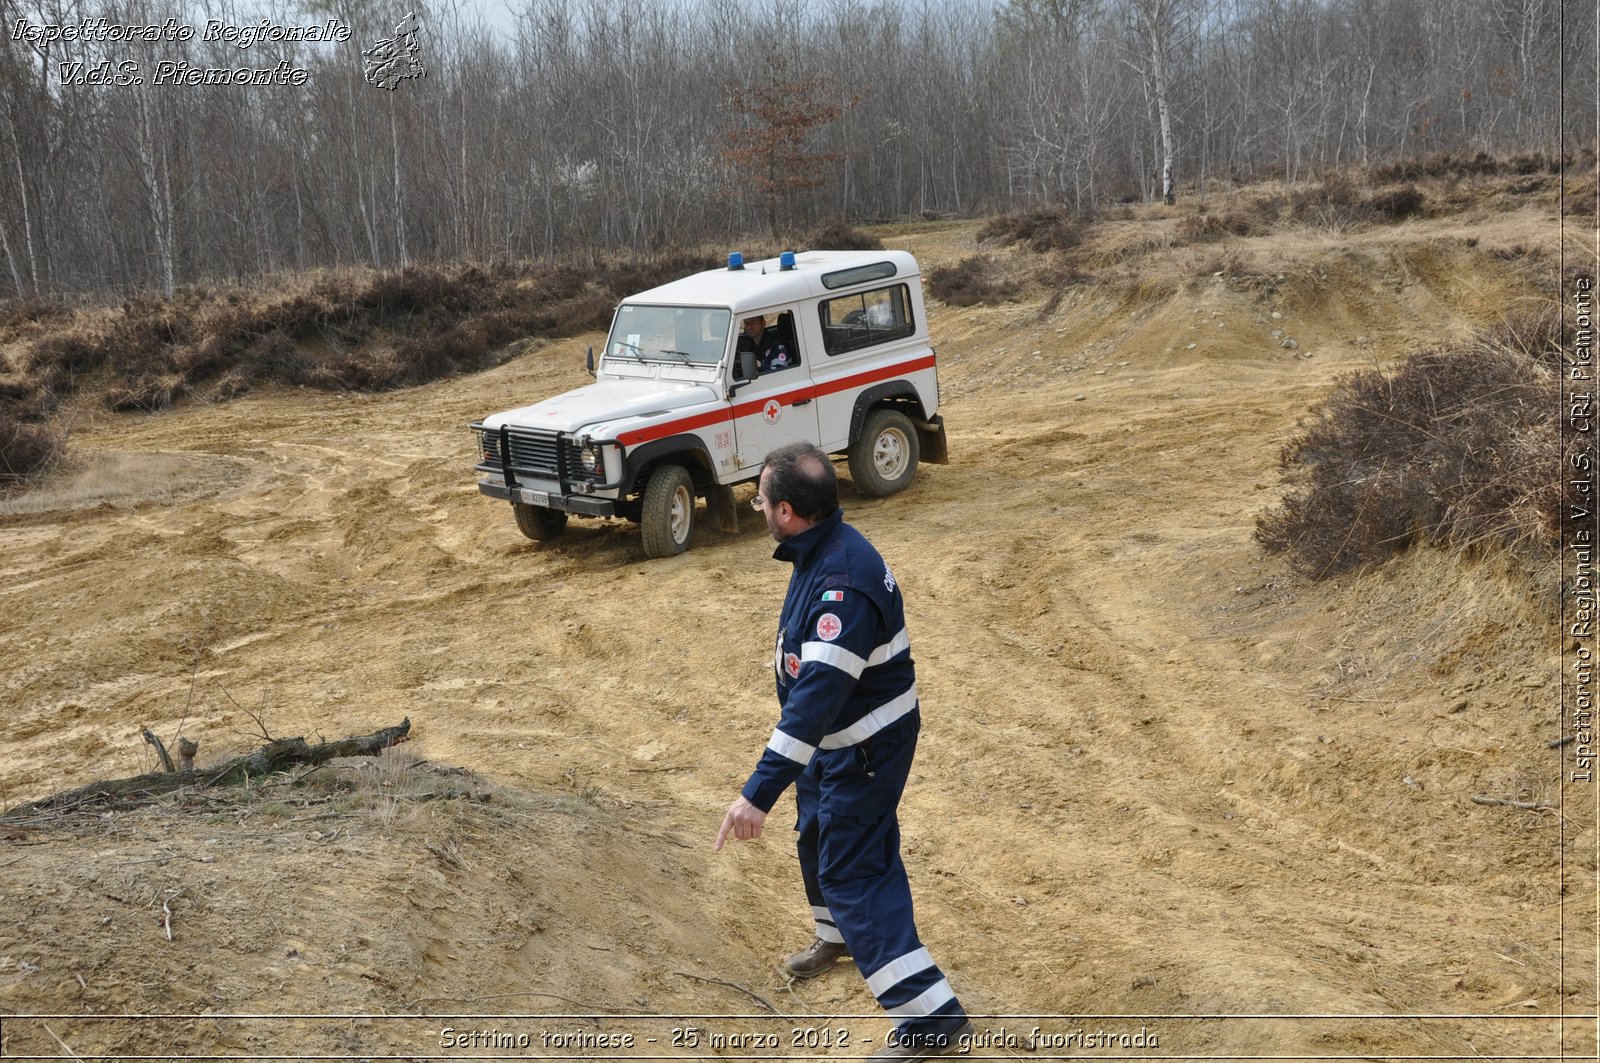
[
  {"x1": 913, "y1": 416, "x2": 949, "y2": 465},
  {"x1": 710, "y1": 483, "x2": 739, "y2": 533}
]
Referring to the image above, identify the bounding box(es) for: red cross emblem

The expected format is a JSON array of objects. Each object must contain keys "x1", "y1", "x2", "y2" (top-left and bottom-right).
[
  {"x1": 816, "y1": 613, "x2": 842, "y2": 642},
  {"x1": 762, "y1": 399, "x2": 781, "y2": 424}
]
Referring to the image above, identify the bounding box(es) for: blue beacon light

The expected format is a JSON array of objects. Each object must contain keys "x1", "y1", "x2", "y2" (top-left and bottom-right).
[{"x1": 727, "y1": 252, "x2": 744, "y2": 270}]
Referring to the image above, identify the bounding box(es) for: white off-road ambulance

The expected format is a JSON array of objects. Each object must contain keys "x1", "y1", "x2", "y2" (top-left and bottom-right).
[{"x1": 471, "y1": 249, "x2": 948, "y2": 557}]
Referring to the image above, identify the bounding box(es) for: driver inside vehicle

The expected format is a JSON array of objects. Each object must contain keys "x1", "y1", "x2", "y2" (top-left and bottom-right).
[{"x1": 737, "y1": 314, "x2": 797, "y2": 374}]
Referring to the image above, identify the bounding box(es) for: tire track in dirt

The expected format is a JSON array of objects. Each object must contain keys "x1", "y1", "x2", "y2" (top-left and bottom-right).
[{"x1": 0, "y1": 215, "x2": 1586, "y2": 1060}]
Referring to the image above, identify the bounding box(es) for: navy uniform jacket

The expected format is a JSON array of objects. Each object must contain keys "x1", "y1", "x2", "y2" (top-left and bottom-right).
[
  {"x1": 737, "y1": 327, "x2": 795, "y2": 373},
  {"x1": 742, "y1": 508, "x2": 919, "y2": 813}
]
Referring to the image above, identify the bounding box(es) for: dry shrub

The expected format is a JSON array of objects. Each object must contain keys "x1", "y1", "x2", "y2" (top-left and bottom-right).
[
  {"x1": 1370, "y1": 151, "x2": 1502, "y2": 183},
  {"x1": 358, "y1": 265, "x2": 489, "y2": 321},
  {"x1": 10, "y1": 250, "x2": 723, "y2": 408},
  {"x1": 547, "y1": 290, "x2": 618, "y2": 334},
  {"x1": 0, "y1": 298, "x2": 72, "y2": 340},
  {"x1": 1364, "y1": 184, "x2": 1426, "y2": 221},
  {"x1": 804, "y1": 221, "x2": 884, "y2": 251},
  {"x1": 1193, "y1": 248, "x2": 1245, "y2": 279},
  {"x1": 593, "y1": 251, "x2": 715, "y2": 299},
  {"x1": 0, "y1": 411, "x2": 62, "y2": 483},
  {"x1": 1175, "y1": 210, "x2": 1257, "y2": 243},
  {"x1": 1565, "y1": 178, "x2": 1598, "y2": 217},
  {"x1": 0, "y1": 371, "x2": 49, "y2": 412},
  {"x1": 978, "y1": 205, "x2": 1087, "y2": 253},
  {"x1": 104, "y1": 374, "x2": 188, "y2": 412},
  {"x1": 1370, "y1": 149, "x2": 1569, "y2": 185},
  {"x1": 1287, "y1": 173, "x2": 1377, "y2": 229},
  {"x1": 26, "y1": 329, "x2": 109, "y2": 380},
  {"x1": 926, "y1": 255, "x2": 1022, "y2": 306},
  {"x1": 1256, "y1": 310, "x2": 1566, "y2": 578}
]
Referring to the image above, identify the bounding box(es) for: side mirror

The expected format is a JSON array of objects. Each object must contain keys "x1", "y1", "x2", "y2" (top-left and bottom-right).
[
  {"x1": 585, "y1": 345, "x2": 595, "y2": 377},
  {"x1": 739, "y1": 350, "x2": 759, "y2": 383}
]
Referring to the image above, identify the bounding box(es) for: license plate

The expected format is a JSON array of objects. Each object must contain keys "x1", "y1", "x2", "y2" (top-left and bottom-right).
[{"x1": 518, "y1": 488, "x2": 549, "y2": 506}]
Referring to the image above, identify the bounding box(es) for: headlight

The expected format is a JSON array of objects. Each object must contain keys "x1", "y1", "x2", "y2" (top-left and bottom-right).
[
  {"x1": 479, "y1": 430, "x2": 497, "y2": 464},
  {"x1": 568, "y1": 437, "x2": 605, "y2": 480}
]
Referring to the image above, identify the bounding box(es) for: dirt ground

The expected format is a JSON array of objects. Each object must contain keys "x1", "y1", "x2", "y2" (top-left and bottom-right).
[{"x1": 0, "y1": 205, "x2": 1595, "y2": 1061}]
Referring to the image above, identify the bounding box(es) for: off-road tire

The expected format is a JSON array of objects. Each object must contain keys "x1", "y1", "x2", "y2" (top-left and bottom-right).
[
  {"x1": 641, "y1": 464, "x2": 695, "y2": 558},
  {"x1": 513, "y1": 502, "x2": 568, "y2": 541},
  {"x1": 848, "y1": 408, "x2": 920, "y2": 497}
]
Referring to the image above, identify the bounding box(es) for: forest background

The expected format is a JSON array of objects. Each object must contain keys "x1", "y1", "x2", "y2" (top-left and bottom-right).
[{"x1": 0, "y1": 0, "x2": 1593, "y2": 301}]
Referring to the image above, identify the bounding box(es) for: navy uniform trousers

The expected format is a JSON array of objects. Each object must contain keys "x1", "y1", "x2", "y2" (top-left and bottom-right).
[{"x1": 794, "y1": 715, "x2": 966, "y2": 1046}]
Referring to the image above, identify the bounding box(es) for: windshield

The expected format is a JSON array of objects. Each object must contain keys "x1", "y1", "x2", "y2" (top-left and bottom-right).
[{"x1": 606, "y1": 304, "x2": 732, "y2": 365}]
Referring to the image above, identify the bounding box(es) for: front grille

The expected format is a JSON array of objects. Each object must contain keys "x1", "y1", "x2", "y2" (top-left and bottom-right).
[
  {"x1": 477, "y1": 428, "x2": 598, "y2": 483},
  {"x1": 506, "y1": 429, "x2": 562, "y2": 477}
]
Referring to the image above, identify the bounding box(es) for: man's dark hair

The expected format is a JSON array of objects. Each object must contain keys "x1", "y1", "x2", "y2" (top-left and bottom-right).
[{"x1": 763, "y1": 442, "x2": 838, "y2": 521}]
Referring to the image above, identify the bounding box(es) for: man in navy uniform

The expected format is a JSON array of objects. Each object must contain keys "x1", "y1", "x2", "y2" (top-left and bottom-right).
[
  {"x1": 716, "y1": 442, "x2": 972, "y2": 1061},
  {"x1": 737, "y1": 314, "x2": 795, "y2": 373}
]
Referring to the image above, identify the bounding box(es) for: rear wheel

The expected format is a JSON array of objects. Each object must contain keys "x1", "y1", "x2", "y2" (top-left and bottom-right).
[
  {"x1": 641, "y1": 464, "x2": 695, "y2": 558},
  {"x1": 848, "y1": 408, "x2": 920, "y2": 497},
  {"x1": 513, "y1": 503, "x2": 568, "y2": 541}
]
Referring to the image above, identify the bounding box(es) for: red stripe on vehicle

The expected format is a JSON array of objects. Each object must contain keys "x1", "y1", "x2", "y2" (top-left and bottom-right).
[{"x1": 615, "y1": 354, "x2": 937, "y2": 446}]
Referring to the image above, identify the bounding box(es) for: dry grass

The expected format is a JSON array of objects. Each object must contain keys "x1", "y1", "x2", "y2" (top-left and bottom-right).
[{"x1": 1256, "y1": 309, "x2": 1567, "y2": 578}]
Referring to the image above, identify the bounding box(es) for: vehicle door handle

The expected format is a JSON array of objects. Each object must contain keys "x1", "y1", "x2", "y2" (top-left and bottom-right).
[{"x1": 793, "y1": 398, "x2": 812, "y2": 406}]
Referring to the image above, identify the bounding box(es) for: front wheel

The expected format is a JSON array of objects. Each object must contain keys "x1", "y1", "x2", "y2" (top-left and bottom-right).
[
  {"x1": 513, "y1": 502, "x2": 568, "y2": 541},
  {"x1": 641, "y1": 464, "x2": 696, "y2": 558},
  {"x1": 848, "y1": 409, "x2": 920, "y2": 497}
]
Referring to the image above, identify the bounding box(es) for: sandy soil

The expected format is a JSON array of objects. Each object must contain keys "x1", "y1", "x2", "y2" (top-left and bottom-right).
[{"x1": 0, "y1": 207, "x2": 1594, "y2": 1061}]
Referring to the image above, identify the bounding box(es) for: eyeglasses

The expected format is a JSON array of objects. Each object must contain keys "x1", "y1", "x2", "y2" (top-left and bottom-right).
[{"x1": 750, "y1": 494, "x2": 767, "y2": 511}]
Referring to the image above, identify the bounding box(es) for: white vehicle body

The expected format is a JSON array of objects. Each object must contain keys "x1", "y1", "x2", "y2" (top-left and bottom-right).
[{"x1": 472, "y1": 249, "x2": 948, "y2": 556}]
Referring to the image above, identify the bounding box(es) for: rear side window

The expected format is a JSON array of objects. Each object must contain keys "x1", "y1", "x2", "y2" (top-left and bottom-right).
[{"x1": 818, "y1": 284, "x2": 914, "y2": 356}]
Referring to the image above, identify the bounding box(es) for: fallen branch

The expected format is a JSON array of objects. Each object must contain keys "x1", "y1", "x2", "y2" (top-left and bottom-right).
[
  {"x1": 3, "y1": 719, "x2": 411, "y2": 820},
  {"x1": 673, "y1": 970, "x2": 784, "y2": 1015},
  {"x1": 1471, "y1": 795, "x2": 1556, "y2": 811}
]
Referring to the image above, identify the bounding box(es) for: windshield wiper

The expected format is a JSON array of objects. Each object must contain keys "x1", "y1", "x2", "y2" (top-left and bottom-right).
[
  {"x1": 657, "y1": 349, "x2": 696, "y2": 365},
  {"x1": 612, "y1": 340, "x2": 647, "y2": 364}
]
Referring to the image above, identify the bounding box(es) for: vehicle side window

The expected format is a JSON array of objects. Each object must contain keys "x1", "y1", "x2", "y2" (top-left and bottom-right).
[
  {"x1": 818, "y1": 284, "x2": 914, "y2": 356},
  {"x1": 734, "y1": 310, "x2": 802, "y2": 379}
]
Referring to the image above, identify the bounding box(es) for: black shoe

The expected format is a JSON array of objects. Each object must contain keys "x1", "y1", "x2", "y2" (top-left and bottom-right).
[{"x1": 782, "y1": 937, "x2": 849, "y2": 978}]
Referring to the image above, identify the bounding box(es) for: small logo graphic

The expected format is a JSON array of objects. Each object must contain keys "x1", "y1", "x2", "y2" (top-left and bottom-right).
[
  {"x1": 714, "y1": 430, "x2": 733, "y2": 450},
  {"x1": 364, "y1": 12, "x2": 426, "y2": 91},
  {"x1": 883, "y1": 565, "x2": 897, "y2": 593},
  {"x1": 816, "y1": 613, "x2": 842, "y2": 642},
  {"x1": 784, "y1": 652, "x2": 801, "y2": 679},
  {"x1": 762, "y1": 399, "x2": 782, "y2": 425}
]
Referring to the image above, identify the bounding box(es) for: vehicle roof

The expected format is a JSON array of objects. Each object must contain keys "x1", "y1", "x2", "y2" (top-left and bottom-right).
[{"x1": 626, "y1": 249, "x2": 920, "y2": 314}]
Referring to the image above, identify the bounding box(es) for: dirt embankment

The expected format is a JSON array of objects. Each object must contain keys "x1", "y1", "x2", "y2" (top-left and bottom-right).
[{"x1": 0, "y1": 205, "x2": 1593, "y2": 1060}]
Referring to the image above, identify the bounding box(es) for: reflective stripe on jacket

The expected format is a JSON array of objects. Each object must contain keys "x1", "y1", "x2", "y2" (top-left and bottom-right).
[{"x1": 741, "y1": 508, "x2": 919, "y2": 812}]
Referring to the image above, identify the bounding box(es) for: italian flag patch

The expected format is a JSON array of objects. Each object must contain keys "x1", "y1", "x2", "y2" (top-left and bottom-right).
[{"x1": 821, "y1": 590, "x2": 844, "y2": 602}]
